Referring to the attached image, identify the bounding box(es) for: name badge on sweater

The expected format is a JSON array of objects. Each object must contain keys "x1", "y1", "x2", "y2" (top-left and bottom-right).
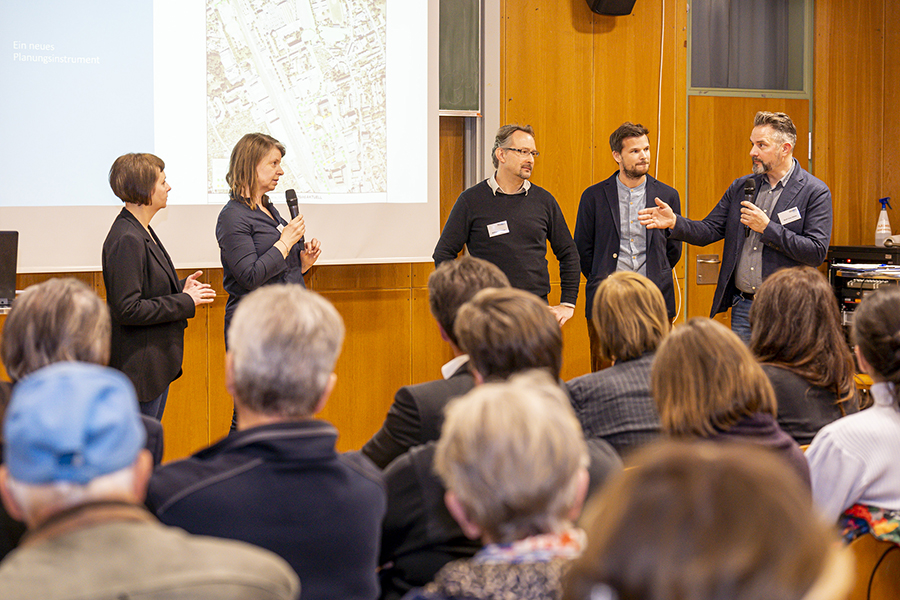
[
  {"x1": 778, "y1": 207, "x2": 801, "y2": 225},
  {"x1": 487, "y1": 221, "x2": 510, "y2": 237}
]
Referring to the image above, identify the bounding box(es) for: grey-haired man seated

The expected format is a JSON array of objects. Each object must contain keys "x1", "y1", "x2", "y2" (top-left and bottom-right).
[{"x1": 0, "y1": 362, "x2": 300, "y2": 600}]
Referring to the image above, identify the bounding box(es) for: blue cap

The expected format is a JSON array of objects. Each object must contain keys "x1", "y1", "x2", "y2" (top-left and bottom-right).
[{"x1": 3, "y1": 363, "x2": 146, "y2": 485}]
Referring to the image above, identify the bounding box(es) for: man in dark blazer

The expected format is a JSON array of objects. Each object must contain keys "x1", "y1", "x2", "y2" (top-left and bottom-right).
[
  {"x1": 361, "y1": 256, "x2": 510, "y2": 469},
  {"x1": 639, "y1": 112, "x2": 832, "y2": 342},
  {"x1": 574, "y1": 122, "x2": 682, "y2": 372}
]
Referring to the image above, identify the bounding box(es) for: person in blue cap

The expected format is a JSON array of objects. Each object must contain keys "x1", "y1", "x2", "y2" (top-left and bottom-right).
[{"x1": 0, "y1": 362, "x2": 300, "y2": 600}]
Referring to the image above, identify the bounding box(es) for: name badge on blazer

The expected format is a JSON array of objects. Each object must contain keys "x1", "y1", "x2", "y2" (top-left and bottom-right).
[
  {"x1": 487, "y1": 221, "x2": 510, "y2": 237},
  {"x1": 778, "y1": 207, "x2": 801, "y2": 225}
]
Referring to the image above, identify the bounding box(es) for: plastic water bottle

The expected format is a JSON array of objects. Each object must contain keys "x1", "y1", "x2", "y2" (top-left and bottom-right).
[{"x1": 875, "y1": 197, "x2": 892, "y2": 247}]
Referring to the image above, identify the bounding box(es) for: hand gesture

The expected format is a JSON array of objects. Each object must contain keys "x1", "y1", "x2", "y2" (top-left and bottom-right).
[
  {"x1": 301, "y1": 238, "x2": 322, "y2": 272},
  {"x1": 548, "y1": 304, "x2": 574, "y2": 327},
  {"x1": 638, "y1": 197, "x2": 677, "y2": 230},
  {"x1": 183, "y1": 270, "x2": 216, "y2": 306}
]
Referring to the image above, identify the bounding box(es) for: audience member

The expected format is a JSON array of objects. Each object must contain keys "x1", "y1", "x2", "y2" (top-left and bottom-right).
[
  {"x1": 147, "y1": 285, "x2": 385, "y2": 600},
  {"x1": 652, "y1": 317, "x2": 809, "y2": 486},
  {"x1": 750, "y1": 266, "x2": 858, "y2": 445},
  {"x1": 563, "y1": 442, "x2": 851, "y2": 600},
  {"x1": 806, "y1": 286, "x2": 900, "y2": 525},
  {"x1": 379, "y1": 288, "x2": 620, "y2": 600},
  {"x1": 0, "y1": 363, "x2": 299, "y2": 600},
  {"x1": 404, "y1": 371, "x2": 590, "y2": 600},
  {"x1": 454, "y1": 287, "x2": 562, "y2": 382},
  {"x1": 0, "y1": 278, "x2": 165, "y2": 560},
  {"x1": 567, "y1": 272, "x2": 668, "y2": 455},
  {"x1": 362, "y1": 257, "x2": 509, "y2": 468}
]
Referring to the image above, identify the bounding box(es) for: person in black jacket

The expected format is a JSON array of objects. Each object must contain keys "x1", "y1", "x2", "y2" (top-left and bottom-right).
[
  {"x1": 361, "y1": 256, "x2": 509, "y2": 469},
  {"x1": 102, "y1": 153, "x2": 215, "y2": 419}
]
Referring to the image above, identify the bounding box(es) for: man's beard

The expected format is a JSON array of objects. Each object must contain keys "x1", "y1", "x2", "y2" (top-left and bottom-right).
[
  {"x1": 752, "y1": 159, "x2": 770, "y2": 175},
  {"x1": 623, "y1": 163, "x2": 649, "y2": 179}
]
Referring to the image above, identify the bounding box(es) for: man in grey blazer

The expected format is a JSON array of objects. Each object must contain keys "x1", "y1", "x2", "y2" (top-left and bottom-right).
[
  {"x1": 574, "y1": 122, "x2": 682, "y2": 373},
  {"x1": 639, "y1": 112, "x2": 832, "y2": 342},
  {"x1": 361, "y1": 257, "x2": 509, "y2": 469}
]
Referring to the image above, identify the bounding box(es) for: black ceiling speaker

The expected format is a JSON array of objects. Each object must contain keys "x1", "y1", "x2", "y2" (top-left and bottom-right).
[{"x1": 586, "y1": 0, "x2": 637, "y2": 16}]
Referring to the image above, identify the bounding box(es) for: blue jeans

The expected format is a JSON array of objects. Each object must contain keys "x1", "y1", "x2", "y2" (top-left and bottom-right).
[
  {"x1": 731, "y1": 293, "x2": 753, "y2": 344},
  {"x1": 140, "y1": 386, "x2": 169, "y2": 421}
]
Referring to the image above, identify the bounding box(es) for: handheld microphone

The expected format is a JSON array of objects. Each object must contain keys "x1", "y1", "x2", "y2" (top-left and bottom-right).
[
  {"x1": 285, "y1": 189, "x2": 299, "y2": 219},
  {"x1": 743, "y1": 179, "x2": 756, "y2": 237}
]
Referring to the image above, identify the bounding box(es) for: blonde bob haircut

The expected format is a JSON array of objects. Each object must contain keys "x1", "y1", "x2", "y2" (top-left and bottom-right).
[
  {"x1": 226, "y1": 132, "x2": 285, "y2": 209},
  {"x1": 592, "y1": 272, "x2": 669, "y2": 362},
  {"x1": 434, "y1": 370, "x2": 588, "y2": 544},
  {"x1": 652, "y1": 318, "x2": 776, "y2": 437},
  {"x1": 562, "y1": 441, "x2": 851, "y2": 600}
]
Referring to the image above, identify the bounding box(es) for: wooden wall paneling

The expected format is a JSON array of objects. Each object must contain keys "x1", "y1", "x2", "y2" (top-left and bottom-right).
[
  {"x1": 686, "y1": 97, "x2": 808, "y2": 322},
  {"x1": 206, "y1": 268, "x2": 231, "y2": 446},
  {"x1": 439, "y1": 116, "x2": 466, "y2": 227},
  {"x1": 318, "y1": 289, "x2": 412, "y2": 452},
  {"x1": 558, "y1": 281, "x2": 591, "y2": 380},
  {"x1": 162, "y1": 268, "x2": 212, "y2": 461},
  {"x1": 885, "y1": 3, "x2": 900, "y2": 215},
  {"x1": 813, "y1": 0, "x2": 884, "y2": 246},
  {"x1": 501, "y1": 0, "x2": 594, "y2": 373},
  {"x1": 410, "y1": 262, "x2": 453, "y2": 385}
]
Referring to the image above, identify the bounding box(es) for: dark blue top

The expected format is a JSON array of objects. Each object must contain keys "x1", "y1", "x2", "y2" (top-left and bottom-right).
[
  {"x1": 147, "y1": 420, "x2": 386, "y2": 600},
  {"x1": 215, "y1": 197, "x2": 305, "y2": 334}
]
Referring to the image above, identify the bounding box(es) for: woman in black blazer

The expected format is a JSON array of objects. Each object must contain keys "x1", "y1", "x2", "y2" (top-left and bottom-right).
[
  {"x1": 102, "y1": 153, "x2": 216, "y2": 419},
  {"x1": 216, "y1": 132, "x2": 321, "y2": 337}
]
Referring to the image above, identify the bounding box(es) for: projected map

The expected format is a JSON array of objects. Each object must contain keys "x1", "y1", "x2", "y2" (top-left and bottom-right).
[{"x1": 206, "y1": 0, "x2": 387, "y2": 196}]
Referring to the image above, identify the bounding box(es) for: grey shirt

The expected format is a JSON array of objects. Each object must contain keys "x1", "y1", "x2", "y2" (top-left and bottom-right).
[
  {"x1": 735, "y1": 160, "x2": 796, "y2": 294},
  {"x1": 616, "y1": 176, "x2": 648, "y2": 276}
]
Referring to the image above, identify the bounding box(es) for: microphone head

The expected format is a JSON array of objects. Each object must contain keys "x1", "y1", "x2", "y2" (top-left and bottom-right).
[
  {"x1": 285, "y1": 189, "x2": 299, "y2": 219},
  {"x1": 744, "y1": 179, "x2": 756, "y2": 195}
]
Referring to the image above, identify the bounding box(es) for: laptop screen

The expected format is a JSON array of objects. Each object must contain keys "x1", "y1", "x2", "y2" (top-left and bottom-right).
[{"x1": 0, "y1": 231, "x2": 18, "y2": 307}]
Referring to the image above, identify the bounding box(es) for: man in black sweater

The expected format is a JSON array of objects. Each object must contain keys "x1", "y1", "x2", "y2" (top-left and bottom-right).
[{"x1": 432, "y1": 124, "x2": 580, "y2": 326}]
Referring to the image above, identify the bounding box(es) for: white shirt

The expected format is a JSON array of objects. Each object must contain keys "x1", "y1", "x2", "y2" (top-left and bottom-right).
[{"x1": 806, "y1": 382, "x2": 900, "y2": 521}]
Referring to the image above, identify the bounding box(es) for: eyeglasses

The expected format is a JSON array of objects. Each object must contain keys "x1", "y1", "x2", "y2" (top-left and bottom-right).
[{"x1": 502, "y1": 147, "x2": 540, "y2": 158}]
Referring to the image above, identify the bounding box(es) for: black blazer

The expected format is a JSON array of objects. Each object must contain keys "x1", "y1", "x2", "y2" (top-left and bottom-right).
[
  {"x1": 102, "y1": 208, "x2": 195, "y2": 403},
  {"x1": 361, "y1": 362, "x2": 476, "y2": 469},
  {"x1": 574, "y1": 172, "x2": 683, "y2": 320}
]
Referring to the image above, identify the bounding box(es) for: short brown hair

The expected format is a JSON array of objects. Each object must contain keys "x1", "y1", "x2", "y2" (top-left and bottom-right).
[
  {"x1": 592, "y1": 272, "x2": 669, "y2": 362},
  {"x1": 609, "y1": 122, "x2": 649, "y2": 153},
  {"x1": 1, "y1": 278, "x2": 110, "y2": 382},
  {"x1": 454, "y1": 288, "x2": 562, "y2": 381},
  {"x1": 108, "y1": 153, "x2": 165, "y2": 206},
  {"x1": 652, "y1": 318, "x2": 776, "y2": 437},
  {"x1": 227, "y1": 133, "x2": 285, "y2": 209},
  {"x1": 853, "y1": 286, "x2": 900, "y2": 405},
  {"x1": 754, "y1": 111, "x2": 797, "y2": 148},
  {"x1": 750, "y1": 267, "x2": 857, "y2": 412},
  {"x1": 428, "y1": 257, "x2": 510, "y2": 347},
  {"x1": 491, "y1": 124, "x2": 535, "y2": 169},
  {"x1": 563, "y1": 441, "x2": 850, "y2": 600},
  {"x1": 435, "y1": 370, "x2": 588, "y2": 543}
]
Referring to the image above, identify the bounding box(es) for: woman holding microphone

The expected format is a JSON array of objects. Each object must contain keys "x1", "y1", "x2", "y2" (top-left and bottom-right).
[
  {"x1": 102, "y1": 153, "x2": 216, "y2": 420},
  {"x1": 216, "y1": 133, "x2": 321, "y2": 336}
]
